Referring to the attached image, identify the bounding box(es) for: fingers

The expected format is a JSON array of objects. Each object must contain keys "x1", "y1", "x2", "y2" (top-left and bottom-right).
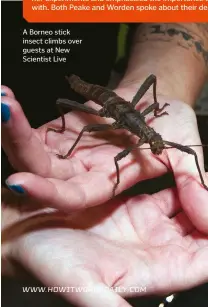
[
  {"x1": 171, "y1": 211, "x2": 194, "y2": 236},
  {"x1": 1, "y1": 85, "x2": 15, "y2": 99},
  {"x1": 5, "y1": 171, "x2": 114, "y2": 211},
  {"x1": 150, "y1": 188, "x2": 181, "y2": 217},
  {"x1": 1, "y1": 87, "x2": 51, "y2": 176},
  {"x1": 177, "y1": 176, "x2": 208, "y2": 234},
  {"x1": 5, "y1": 163, "x2": 208, "y2": 238},
  {"x1": 65, "y1": 277, "x2": 132, "y2": 307},
  {"x1": 169, "y1": 144, "x2": 208, "y2": 234}
]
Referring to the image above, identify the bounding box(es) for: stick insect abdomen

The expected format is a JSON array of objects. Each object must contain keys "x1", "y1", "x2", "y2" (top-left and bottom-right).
[{"x1": 67, "y1": 74, "x2": 123, "y2": 107}]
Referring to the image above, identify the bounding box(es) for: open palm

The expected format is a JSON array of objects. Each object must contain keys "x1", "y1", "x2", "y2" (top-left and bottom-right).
[
  {"x1": 3, "y1": 187, "x2": 208, "y2": 307},
  {"x1": 2, "y1": 86, "x2": 208, "y2": 232}
]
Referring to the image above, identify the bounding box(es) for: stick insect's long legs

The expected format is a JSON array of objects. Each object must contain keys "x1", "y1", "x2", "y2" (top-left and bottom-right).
[
  {"x1": 113, "y1": 138, "x2": 145, "y2": 197},
  {"x1": 47, "y1": 99, "x2": 101, "y2": 134},
  {"x1": 58, "y1": 123, "x2": 117, "y2": 159},
  {"x1": 131, "y1": 74, "x2": 157, "y2": 108},
  {"x1": 141, "y1": 101, "x2": 169, "y2": 118},
  {"x1": 164, "y1": 140, "x2": 208, "y2": 191},
  {"x1": 131, "y1": 74, "x2": 169, "y2": 117}
]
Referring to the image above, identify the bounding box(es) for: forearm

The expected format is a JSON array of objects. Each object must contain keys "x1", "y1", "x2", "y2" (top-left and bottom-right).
[{"x1": 119, "y1": 23, "x2": 208, "y2": 107}]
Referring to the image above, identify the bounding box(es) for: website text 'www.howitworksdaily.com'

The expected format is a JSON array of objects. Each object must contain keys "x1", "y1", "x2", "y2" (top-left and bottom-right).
[{"x1": 22, "y1": 286, "x2": 147, "y2": 293}]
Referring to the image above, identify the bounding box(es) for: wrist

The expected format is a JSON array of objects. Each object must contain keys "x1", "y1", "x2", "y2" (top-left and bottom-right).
[
  {"x1": 118, "y1": 23, "x2": 208, "y2": 107},
  {"x1": 116, "y1": 74, "x2": 176, "y2": 107},
  {"x1": 114, "y1": 81, "x2": 195, "y2": 123}
]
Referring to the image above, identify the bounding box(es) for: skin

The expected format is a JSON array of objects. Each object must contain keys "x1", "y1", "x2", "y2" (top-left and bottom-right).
[
  {"x1": 2, "y1": 23, "x2": 208, "y2": 305},
  {"x1": 2, "y1": 86, "x2": 208, "y2": 232},
  {"x1": 2, "y1": 187, "x2": 208, "y2": 306},
  {"x1": 120, "y1": 23, "x2": 208, "y2": 106}
]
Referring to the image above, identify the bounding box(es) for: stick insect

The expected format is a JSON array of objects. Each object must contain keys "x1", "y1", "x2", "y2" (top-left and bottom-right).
[{"x1": 48, "y1": 74, "x2": 208, "y2": 196}]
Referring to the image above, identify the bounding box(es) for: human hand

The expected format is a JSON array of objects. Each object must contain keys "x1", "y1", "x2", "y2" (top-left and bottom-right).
[
  {"x1": 2, "y1": 187, "x2": 208, "y2": 306},
  {"x1": 1, "y1": 85, "x2": 208, "y2": 232}
]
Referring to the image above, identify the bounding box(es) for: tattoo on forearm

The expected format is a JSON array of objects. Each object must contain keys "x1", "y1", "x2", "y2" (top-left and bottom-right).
[
  {"x1": 195, "y1": 23, "x2": 208, "y2": 39},
  {"x1": 137, "y1": 23, "x2": 208, "y2": 67}
]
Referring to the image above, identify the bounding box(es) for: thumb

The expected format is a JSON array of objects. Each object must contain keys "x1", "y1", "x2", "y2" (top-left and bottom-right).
[
  {"x1": 65, "y1": 273, "x2": 132, "y2": 307},
  {"x1": 167, "y1": 136, "x2": 208, "y2": 233},
  {"x1": 1, "y1": 87, "x2": 51, "y2": 176},
  {"x1": 178, "y1": 173, "x2": 208, "y2": 234}
]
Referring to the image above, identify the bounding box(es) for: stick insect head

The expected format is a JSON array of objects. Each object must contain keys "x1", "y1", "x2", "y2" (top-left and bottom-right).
[{"x1": 150, "y1": 133, "x2": 165, "y2": 155}]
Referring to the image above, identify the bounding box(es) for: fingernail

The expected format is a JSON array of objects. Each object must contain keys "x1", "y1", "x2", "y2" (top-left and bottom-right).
[
  {"x1": 1, "y1": 103, "x2": 11, "y2": 123},
  {"x1": 6, "y1": 183, "x2": 25, "y2": 195},
  {"x1": 1, "y1": 92, "x2": 7, "y2": 97}
]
